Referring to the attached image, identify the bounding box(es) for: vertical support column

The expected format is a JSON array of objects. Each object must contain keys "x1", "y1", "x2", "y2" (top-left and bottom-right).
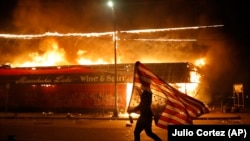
[{"x1": 233, "y1": 83, "x2": 244, "y2": 111}]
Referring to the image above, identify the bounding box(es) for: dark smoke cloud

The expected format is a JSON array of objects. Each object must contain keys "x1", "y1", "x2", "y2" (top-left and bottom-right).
[
  {"x1": 1, "y1": 0, "x2": 247, "y2": 102},
  {"x1": 1, "y1": 0, "x2": 228, "y2": 65}
]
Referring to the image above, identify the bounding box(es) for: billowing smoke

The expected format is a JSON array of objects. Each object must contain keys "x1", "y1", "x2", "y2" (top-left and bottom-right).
[
  {"x1": 0, "y1": 0, "x2": 239, "y2": 105},
  {"x1": 1, "y1": 0, "x2": 230, "y2": 66}
]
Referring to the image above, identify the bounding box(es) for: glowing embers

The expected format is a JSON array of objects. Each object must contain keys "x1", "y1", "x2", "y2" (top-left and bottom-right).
[{"x1": 0, "y1": 32, "x2": 112, "y2": 39}]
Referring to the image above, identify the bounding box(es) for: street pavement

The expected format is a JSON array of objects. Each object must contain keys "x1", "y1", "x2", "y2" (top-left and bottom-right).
[
  {"x1": 1, "y1": 111, "x2": 250, "y2": 141},
  {"x1": 0, "y1": 112, "x2": 166, "y2": 141}
]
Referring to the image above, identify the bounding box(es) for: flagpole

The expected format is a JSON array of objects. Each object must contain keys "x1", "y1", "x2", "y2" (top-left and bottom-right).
[{"x1": 107, "y1": 1, "x2": 119, "y2": 117}]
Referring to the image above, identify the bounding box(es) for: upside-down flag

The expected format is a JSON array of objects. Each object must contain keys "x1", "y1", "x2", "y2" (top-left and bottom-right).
[{"x1": 127, "y1": 61, "x2": 210, "y2": 129}]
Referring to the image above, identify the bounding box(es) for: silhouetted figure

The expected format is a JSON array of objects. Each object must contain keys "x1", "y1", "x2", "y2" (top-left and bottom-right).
[{"x1": 128, "y1": 91, "x2": 162, "y2": 141}]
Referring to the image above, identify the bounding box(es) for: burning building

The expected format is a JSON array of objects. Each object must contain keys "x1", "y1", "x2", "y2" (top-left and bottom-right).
[
  {"x1": 0, "y1": 62, "x2": 202, "y2": 113},
  {"x1": 0, "y1": 0, "x2": 233, "y2": 114}
]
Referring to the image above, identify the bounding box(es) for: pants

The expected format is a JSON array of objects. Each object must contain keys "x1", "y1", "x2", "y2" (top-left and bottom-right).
[{"x1": 134, "y1": 117, "x2": 162, "y2": 141}]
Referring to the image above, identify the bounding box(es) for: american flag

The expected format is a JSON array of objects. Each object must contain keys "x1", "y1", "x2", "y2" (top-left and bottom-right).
[{"x1": 127, "y1": 61, "x2": 210, "y2": 129}]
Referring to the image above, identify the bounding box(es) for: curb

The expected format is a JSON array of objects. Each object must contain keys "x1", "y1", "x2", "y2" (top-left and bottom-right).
[{"x1": 0, "y1": 112, "x2": 131, "y2": 120}]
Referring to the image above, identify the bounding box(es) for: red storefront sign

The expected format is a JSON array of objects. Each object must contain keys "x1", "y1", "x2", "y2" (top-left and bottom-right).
[{"x1": 0, "y1": 66, "x2": 131, "y2": 112}]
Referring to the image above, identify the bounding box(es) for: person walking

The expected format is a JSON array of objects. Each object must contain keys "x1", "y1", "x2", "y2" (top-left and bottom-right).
[{"x1": 127, "y1": 90, "x2": 162, "y2": 141}]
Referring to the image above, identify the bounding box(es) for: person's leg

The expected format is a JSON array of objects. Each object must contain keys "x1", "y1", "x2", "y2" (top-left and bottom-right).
[
  {"x1": 144, "y1": 124, "x2": 162, "y2": 141},
  {"x1": 134, "y1": 120, "x2": 143, "y2": 141}
]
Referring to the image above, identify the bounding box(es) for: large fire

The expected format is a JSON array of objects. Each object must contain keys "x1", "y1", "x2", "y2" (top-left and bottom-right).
[
  {"x1": 8, "y1": 35, "x2": 204, "y2": 100},
  {"x1": 0, "y1": 25, "x2": 220, "y2": 67},
  {"x1": 76, "y1": 49, "x2": 109, "y2": 65},
  {"x1": 12, "y1": 38, "x2": 111, "y2": 67},
  {"x1": 13, "y1": 38, "x2": 69, "y2": 67},
  {"x1": 0, "y1": 26, "x2": 211, "y2": 103}
]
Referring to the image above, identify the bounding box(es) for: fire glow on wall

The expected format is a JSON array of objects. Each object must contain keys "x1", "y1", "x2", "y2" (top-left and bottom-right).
[{"x1": 0, "y1": 62, "x2": 202, "y2": 113}]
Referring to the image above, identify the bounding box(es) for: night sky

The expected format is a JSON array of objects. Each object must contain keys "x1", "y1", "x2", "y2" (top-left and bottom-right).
[{"x1": 0, "y1": 0, "x2": 250, "y2": 100}]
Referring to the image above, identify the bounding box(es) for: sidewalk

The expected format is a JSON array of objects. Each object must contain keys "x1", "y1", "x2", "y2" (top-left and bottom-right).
[
  {"x1": 0, "y1": 112, "x2": 132, "y2": 120},
  {"x1": 196, "y1": 111, "x2": 240, "y2": 120},
  {"x1": 0, "y1": 111, "x2": 241, "y2": 120}
]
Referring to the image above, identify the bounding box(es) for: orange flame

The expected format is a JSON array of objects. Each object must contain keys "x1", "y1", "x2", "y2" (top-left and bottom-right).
[
  {"x1": 195, "y1": 58, "x2": 206, "y2": 67},
  {"x1": 13, "y1": 38, "x2": 69, "y2": 67},
  {"x1": 76, "y1": 49, "x2": 109, "y2": 65}
]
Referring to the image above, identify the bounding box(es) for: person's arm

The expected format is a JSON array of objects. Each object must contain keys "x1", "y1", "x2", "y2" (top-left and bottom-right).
[{"x1": 127, "y1": 104, "x2": 140, "y2": 114}]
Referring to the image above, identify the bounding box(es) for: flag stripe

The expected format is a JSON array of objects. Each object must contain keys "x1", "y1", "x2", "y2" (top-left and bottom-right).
[
  {"x1": 128, "y1": 61, "x2": 210, "y2": 130},
  {"x1": 135, "y1": 67, "x2": 206, "y2": 117},
  {"x1": 162, "y1": 108, "x2": 190, "y2": 124}
]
